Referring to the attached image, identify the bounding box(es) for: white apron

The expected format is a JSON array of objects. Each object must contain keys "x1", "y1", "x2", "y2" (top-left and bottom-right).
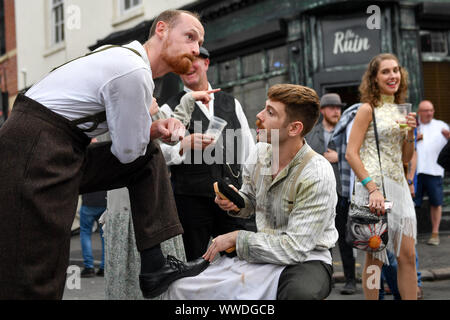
[{"x1": 163, "y1": 256, "x2": 285, "y2": 300}]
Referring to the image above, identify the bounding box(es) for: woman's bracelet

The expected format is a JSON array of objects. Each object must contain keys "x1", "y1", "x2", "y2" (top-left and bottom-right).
[
  {"x1": 361, "y1": 176, "x2": 372, "y2": 186},
  {"x1": 369, "y1": 188, "x2": 379, "y2": 195}
]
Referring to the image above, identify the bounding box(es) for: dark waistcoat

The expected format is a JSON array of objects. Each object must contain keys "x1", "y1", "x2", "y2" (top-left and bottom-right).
[{"x1": 166, "y1": 91, "x2": 242, "y2": 197}]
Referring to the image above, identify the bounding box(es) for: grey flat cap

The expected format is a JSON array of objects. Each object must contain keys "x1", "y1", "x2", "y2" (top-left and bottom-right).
[
  {"x1": 199, "y1": 47, "x2": 210, "y2": 59},
  {"x1": 320, "y1": 93, "x2": 346, "y2": 108}
]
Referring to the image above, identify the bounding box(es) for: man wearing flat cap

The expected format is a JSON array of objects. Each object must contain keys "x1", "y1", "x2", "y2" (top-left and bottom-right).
[
  {"x1": 306, "y1": 93, "x2": 357, "y2": 294},
  {"x1": 159, "y1": 47, "x2": 256, "y2": 262},
  {"x1": 306, "y1": 93, "x2": 345, "y2": 163}
]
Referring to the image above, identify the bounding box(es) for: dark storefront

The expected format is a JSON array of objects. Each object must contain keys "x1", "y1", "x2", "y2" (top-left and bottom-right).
[
  {"x1": 90, "y1": 0, "x2": 450, "y2": 127},
  {"x1": 418, "y1": 2, "x2": 450, "y2": 125}
]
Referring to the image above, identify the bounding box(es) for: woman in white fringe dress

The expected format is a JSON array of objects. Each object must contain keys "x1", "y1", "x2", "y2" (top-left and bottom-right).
[{"x1": 346, "y1": 53, "x2": 418, "y2": 300}]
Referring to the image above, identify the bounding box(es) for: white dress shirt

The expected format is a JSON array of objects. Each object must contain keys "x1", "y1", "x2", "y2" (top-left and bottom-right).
[
  {"x1": 26, "y1": 41, "x2": 154, "y2": 164},
  {"x1": 417, "y1": 118, "x2": 449, "y2": 177},
  {"x1": 159, "y1": 84, "x2": 256, "y2": 166}
]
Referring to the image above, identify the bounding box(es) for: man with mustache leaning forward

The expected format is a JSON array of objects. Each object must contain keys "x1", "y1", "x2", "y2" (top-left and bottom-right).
[
  {"x1": 0, "y1": 10, "x2": 209, "y2": 300},
  {"x1": 164, "y1": 84, "x2": 338, "y2": 300}
]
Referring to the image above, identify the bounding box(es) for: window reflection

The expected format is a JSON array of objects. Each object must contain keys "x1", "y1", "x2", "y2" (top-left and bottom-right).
[
  {"x1": 208, "y1": 46, "x2": 290, "y2": 128},
  {"x1": 420, "y1": 30, "x2": 448, "y2": 55},
  {"x1": 242, "y1": 52, "x2": 263, "y2": 77},
  {"x1": 219, "y1": 59, "x2": 238, "y2": 83},
  {"x1": 268, "y1": 46, "x2": 288, "y2": 72}
]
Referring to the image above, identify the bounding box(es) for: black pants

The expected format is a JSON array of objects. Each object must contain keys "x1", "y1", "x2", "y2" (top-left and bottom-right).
[
  {"x1": 277, "y1": 261, "x2": 333, "y2": 300},
  {"x1": 0, "y1": 95, "x2": 182, "y2": 299},
  {"x1": 175, "y1": 194, "x2": 251, "y2": 261},
  {"x1": 335, "y1": 195, "x2": 356, "y2": 282}
]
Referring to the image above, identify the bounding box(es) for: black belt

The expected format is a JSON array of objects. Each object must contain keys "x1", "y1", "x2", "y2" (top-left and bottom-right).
[{"x1": 70, "y1": 111, "x2": 107, "y2": 133}]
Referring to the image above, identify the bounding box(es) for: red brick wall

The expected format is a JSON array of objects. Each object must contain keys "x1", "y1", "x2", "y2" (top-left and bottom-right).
[
  {"x1": 0, "y1": 0, "x2": 17, "y2": 112},
  {"x1": 4, "y1": 0, "x2": 16, "y2": 51},
  {"x1": 2, "y1": 54, "x2": 17, "y2": 93}
]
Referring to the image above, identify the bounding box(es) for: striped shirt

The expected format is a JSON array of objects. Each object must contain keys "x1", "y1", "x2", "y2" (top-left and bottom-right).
[
  {"x1": 331, "y1": 103, "x2": 361, "y2": 199},
  {"x1": 232, "y1": 141, "x2": 338, "y2": 265}
]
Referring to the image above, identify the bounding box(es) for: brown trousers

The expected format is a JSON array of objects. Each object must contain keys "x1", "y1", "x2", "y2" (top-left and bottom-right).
[{"x1": 0, "y1": 94, "x2": 183, "y2": 299}]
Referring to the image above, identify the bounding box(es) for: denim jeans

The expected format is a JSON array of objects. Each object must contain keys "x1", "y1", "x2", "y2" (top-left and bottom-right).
[
  {"x1": 80, "y1": 205, "x2": 106, "y2": 269},
  {"x1": 416, "y1": 248, "x2": 422, "y2": 288},
  {"x1": 379, "y1": 250, "x2": 401, "y2": 300}
]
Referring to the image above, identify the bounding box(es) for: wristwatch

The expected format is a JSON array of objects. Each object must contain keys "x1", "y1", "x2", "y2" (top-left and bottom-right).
[{"x1": 407, "y1": 179, "x2": 413, "y2": 185}]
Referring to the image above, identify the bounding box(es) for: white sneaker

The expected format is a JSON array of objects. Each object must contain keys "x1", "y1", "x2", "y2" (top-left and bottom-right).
[{"x1": 427, "y1": 235, "x2": 440, "y2": 246}]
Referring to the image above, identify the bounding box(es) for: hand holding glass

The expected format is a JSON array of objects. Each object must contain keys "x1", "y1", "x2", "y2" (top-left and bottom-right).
[
  {"x1": 395, "y1": 103, "x2": 412, "y2": 129},
  {"x1": 205, "y1": 116, "x2": 228, "y2": 142}
]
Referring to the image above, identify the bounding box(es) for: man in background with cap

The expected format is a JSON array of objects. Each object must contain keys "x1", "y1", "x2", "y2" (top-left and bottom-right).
[
  {"x1": 306, "y1": 93, "x2": 357, "y2": 295},
  {"x1": 306, "y1": 93, "x2": 344, "y2": 173},
  {"x1": 159, "y1": 47, "x2": 256, "y2": 261}
]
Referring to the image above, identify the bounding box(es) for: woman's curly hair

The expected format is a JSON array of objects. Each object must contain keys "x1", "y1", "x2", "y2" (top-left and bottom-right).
[{"x1": 359, "y1": 53, "x2": 409, "y2": 108}]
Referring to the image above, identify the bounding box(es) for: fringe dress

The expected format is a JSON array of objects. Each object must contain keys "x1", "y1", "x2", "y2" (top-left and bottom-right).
[{"x1": 353, "y1": 95, "x2": 417, "y2": 264}]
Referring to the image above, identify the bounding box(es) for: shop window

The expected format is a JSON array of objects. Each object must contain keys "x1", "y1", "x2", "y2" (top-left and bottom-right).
[
  {"x1": 420, "y1": 30, "x2": 448, "y2": 56},
  {"x1": 51, "y1": 0, "x2": 65, "y2": 45},
  {"x1": 268, "y1": 74, "x2": 289, "y2": 88},
  {"x1": 121, "y1": 0, "x2": 142, "y2": 14},
  {"x1": 267, "y1": 46, "x2": 288, "y2": 72},
  {"x1": 219, "y1": 59, "x2": 238, "y2": 83},
  {"x1": 242, "y1": 52, "x2": 263, "y2": 77},
  {"x1": 207, "y1": 64, "x2": 218, "y2": 88},
  {"x1": 241, "y1": 80, "x2": 267, "y2": 122},
  {"x1": 210, "y1": 46, "x2": 289, "y2": 127}
]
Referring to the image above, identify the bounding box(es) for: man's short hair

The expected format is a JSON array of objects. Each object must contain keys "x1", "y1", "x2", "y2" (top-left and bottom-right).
[
  {"x1": 268, "y1": 84, "x2": 320, "y2": 136},
  {"x1": 149, "y1": 10, "x2": 201, "y2": 39}
]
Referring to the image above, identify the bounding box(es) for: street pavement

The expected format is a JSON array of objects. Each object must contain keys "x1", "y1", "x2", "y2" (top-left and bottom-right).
[{"x1": 64, "y1": 230, "x2": 450, "y2": 300}]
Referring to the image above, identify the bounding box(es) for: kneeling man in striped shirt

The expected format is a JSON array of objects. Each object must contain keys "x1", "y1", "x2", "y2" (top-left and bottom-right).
[{"x1": 163, "y1": 84, "x2": 339, "y2": 300}]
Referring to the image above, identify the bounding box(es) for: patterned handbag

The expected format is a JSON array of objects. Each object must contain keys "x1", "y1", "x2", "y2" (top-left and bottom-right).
[
  {"x1": 346, "y1": 201, "x2": 389, "y2": 252},
  {"x1": 346, "y1": 108, "x2": 390, "y2": 252}
]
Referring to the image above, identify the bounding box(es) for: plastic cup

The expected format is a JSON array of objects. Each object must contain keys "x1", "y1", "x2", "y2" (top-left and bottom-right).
[
  {"x1": 205, "y1": 116, "x2": 228, "y2": 141},
  {"x1": 395, "y1": 103, "x2": 412, "y2": 129}
]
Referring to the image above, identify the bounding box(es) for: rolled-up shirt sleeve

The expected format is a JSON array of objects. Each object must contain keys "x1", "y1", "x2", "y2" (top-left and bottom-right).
[{"x1": 100, "y1": 68, "x2": 153, "y2": 164}]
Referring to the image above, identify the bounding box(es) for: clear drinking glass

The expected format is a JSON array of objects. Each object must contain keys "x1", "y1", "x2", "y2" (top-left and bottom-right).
[
  {"x1": 395, "y1": 103, "x2": 412, "y2": 129},
  {"x1": 205, "y1": 116, "x2": 228, "y2": 142}
]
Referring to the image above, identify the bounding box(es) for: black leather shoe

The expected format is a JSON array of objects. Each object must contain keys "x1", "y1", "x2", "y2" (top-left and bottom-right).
[
  {"x1": 340, "y1": 280, "x2": 356, "y2": 295},
  {"x1": 139, "y1": 255, "x2": 209, "y2": 299},
  {"x1": 81, "y1": 268, "x2": 95, "y2": 278}
]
